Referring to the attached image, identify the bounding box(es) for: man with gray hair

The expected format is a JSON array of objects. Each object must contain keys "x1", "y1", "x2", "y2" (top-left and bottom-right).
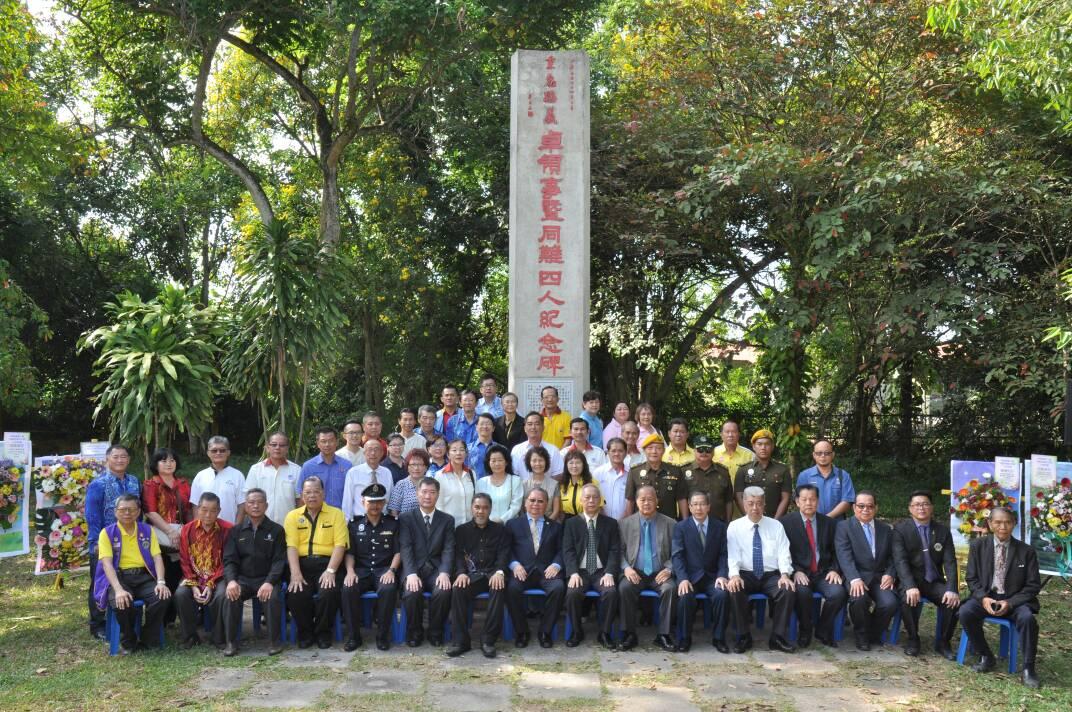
[
  {"x1": 191, "y1": 436, "x2": 246, "y2": 524},
  {"x1": 726, "y1": 486, "x2": 796, "y2": 653}
]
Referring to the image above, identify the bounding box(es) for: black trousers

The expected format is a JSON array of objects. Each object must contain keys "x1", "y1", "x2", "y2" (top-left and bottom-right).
[
  {"x1": 160, "y1": 554, "x2": 183, "y2": 625},
  {"x1": 88, "y1": 551, "x2": 105, "y2": 635},
  {"x1": 402, "y1": 571, "x2": 451, "y2": 640},
  {"x1": 847, "y1": 576, "x2": 898, "y2": 642},
  {"x1": 223, "y1": 578, "x2": 281, "y2": 645},
  {"x1": 794, "y1": 572, "x2": 848, "y2": 640},
  {"x1": 730, "y1": 570, "x2": 792, "y2": 638},
  {"x1": 288, "y1": 557, "x2": 343, "y2": 643},
  {"x1": 565, "y1": 569, "x2": 618, "y2": 638},
  {"x1": 505, "y1": 570, "x2": 565, "y2": 637},
  {"x1": 900, "y1": 580, "x2": 957, "y2": 645},
  {"x1": 619, "y1": 572, "x2": 675, "y2": 635},
  {"x1": 450, "y1": 574, "x2": 506, "y2": 647},
  {"x1": 109, "y1": 569, "x2": 166, "y2": 649},
  {"x1": 959, "y1": 597, "x2": 1038, "y2": 668},
  {"x1": 678, "y1": 576, "x2": 729, "y2": 641},
  {"x1": 174, "y1": 582, "x2": 225, "y2": 643},
  {"x1": 342, "y1": 569, "x2": 399, "y2": 642}
]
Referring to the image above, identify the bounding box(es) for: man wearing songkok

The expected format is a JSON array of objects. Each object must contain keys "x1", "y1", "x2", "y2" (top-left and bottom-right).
[
  {"x1": 399, "y1": 477, "x2": 455, "y2": 647},
  {"x1": 734, "y1": 429, "x2": 790, "y2": 518},
  {"x1": 175, "y1": 492, "x2": 232, "y2": 649},
  {"x1": 341, "y1": 482, "x2": 400, "y2": 651},
  {"x1": 446, "y1": 493, "x2": 510, "y2": 658},
  {"x1": 618, "y1": 485, "x2": 677, "y2": 652},
  {"x1": 835, "y1": 490, "x2": 897, "y2": 650},
  {"x1": 626, "y1": 435, "x2": 687, "y2": 520},
  {"x1": 504, "y1": 487, "x2": 565, "y2": 649},
  {"x1": 562, "y1": 483, "x2": 621, "y2": 650},
  {"x1": 672, "y1": 490, "x2": 730, "y2": 653}
]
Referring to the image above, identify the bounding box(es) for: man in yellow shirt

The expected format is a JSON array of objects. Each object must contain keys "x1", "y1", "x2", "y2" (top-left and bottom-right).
[
  {"x1": 663, "y1": 418, "x2": 696, "y2": 467},
  {"x1": 285, "y1": 476, "x2": 349, "y2": 648},
  {"x1": 93, "y1": 494, "x2": 171, "y2": 654},
  {"x1": 541, "y1": 386, "x2": 572, "y2": 449},
  {"x1": 713, "y1": 420, "x2": 754, "y2": 488}
]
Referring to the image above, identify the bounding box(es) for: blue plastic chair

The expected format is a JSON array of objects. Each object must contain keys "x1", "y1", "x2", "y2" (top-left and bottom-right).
[
  {"x1": 676, "y1": 590, "x2": 715, "y2": 641},
  {"x1": 885, "y1": 596, "x2": 943, "y2": 644},
  {"x1": 787, "y1": 591, "x2": 846, "y2": 642},
  {"x1": 502, "y1": 589, "x2": 560, "y2": 640},
  {"x1": 956, "y1": 617, "x2": 1017, "y2": 674},
  {"x1": 106, "y1": 600, "x2": 165, "y2": 655},
  {"x1": 249, "y1": 588, "x2": 288, "y2": 642}
]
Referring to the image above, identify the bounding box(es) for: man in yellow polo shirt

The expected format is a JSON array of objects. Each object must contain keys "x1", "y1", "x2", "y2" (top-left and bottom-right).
[
  {"x1": 663, "y1": 418, "x2": 696, "y2": 467},
  {"x1": 713, "y1": 420, "x2": 754, "y2": 488},
  {"x1": 93, "y1": 494, "x2": 171, "y2": 654},
  {"x1": 541, "y1": 386, "x2": 572, "y2": 449},
  {"x1": 285, "y1": 476, "x2": 349, "y2": 649}
]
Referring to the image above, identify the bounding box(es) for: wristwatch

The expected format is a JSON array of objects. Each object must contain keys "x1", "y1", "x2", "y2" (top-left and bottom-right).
[{"x1": 326, "y1": 567, "x2": 336, "y2": 575}]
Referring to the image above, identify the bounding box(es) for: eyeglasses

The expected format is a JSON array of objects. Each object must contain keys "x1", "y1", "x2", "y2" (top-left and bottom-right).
[
  {"x1": 854, "y1": 503, "x2": 875, "y2": 510},
  {"x1": 813, "y1": 451, "x2": 833, "y2": 456},
  {"x1": 910, "y1": 502, "x2": 933, "y2": 508},
  {"x1": 208, "y1": 448, "x2": 229, "y2": 453},
  {"x1": 695, "y1": 447, "x2": 713, "y2": 453},
  {"x1": 343, "y1": 430, "x2": 362, "y2": 436}
]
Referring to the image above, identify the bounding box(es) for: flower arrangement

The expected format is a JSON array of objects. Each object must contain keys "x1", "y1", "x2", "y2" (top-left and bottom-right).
[
  {"x1": 951, "y1": 473, "x2": 1017, "y2": 538},
  {"x1": 34, "y1": 508, "x2": 89, "y2": 571},
  {"x1": 0, "y1": 459, "x2": 26, "y2": 530},
  {"x1": 1031, "y1": 478, "x2": 1072, "y2": 550},
  {"x1": 32, "y1": 457, "x2": 103, "y2": 507}
]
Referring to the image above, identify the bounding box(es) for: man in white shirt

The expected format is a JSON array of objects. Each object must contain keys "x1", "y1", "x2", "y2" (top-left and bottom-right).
[
  {"x1": 593, "y1": 438, "x2": 630, "y2": 520},
  {"x1": 510, "y1": 412, "x2": 565, "y2": 480},
  {"x1": 336, "y1": 419, "x2": 365, "y2": 464},
  {"x1": 341, "y1": 440, "x2": 394, "y2": 521},
  {"x1": 398, "y1": 407, "x2": 425, "y2": 455},
  {"x1": 725, "y1": 486, "x2": 796, "y2": 654},
  {"x1": 560, "y1": 418, "x2": 608, "y2": 471},
  {"x1": 243, "y1": 432, "x2": 302, "y2": 525},
  {"x1": 191, "y1": 436, "x2": 246, "y2": 524}
]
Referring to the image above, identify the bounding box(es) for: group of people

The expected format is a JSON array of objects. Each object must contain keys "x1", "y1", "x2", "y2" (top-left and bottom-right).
[{"x1": 82, "y1": 380, "x2": 1043, "y2": 688}]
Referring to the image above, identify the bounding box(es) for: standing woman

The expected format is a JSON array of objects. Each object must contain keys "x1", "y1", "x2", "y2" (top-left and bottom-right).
[
  {"x1": 522, "y1": 446, "x2": 562, "y2": 521},
  {"x1": 602, "y1": 402, "x2": 631, "y2": 449},
  {"x1": 388, "y1": 448, "x2": 429, "y2": 517},
  {"x1": 141, "y1": 447, "x2": 191, "y2": 625},
  {"x1": 558, "y1": 450, "x2": 601, "y2": 522},
  {"x1": 435, "y1": 439, "x2": 476, "y2": 526},
  {"x1": 426, "y1": 435, "x2": 449, "y2": 474},
  {"x1": 475, "y1": 444, "x2": 523, "y2": 523},
  {"x1": 634, "y1": 402, "x2": 661, "y2": 443}
]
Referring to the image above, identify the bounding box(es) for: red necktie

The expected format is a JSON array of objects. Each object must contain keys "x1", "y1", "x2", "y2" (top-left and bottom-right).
[{"x1": 805, "y1": 518, "x2": 818, "y2": 573}]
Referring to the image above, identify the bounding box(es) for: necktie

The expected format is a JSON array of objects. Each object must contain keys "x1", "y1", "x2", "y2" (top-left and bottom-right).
[
  {"x1": 424, "y1": 514, "x2": 432, "y2": 536},
  {"x1": 697, "y1": 521, "x2": 706, "y2": 550},
  {"x1": 370, "y1": 467, "x2": 378, "y2": 485},
  {"x1": 530, "y1": 517, "x2": 540, "y2": 553},
  {"x1": 994, "y1": 542, "x2": 1007, "y2": 594},
  {"x1": 863, "y1": 522, "x2": 875, "y2": 556},
  {"x1": 919, "y1": 524, "x2": 937, "y2": 582},
  {"x1": 805, "y1": 518, "x2": 818, "y2": 573},
  {"x1": 752, "y1": 523, "x2": 764, "y2": 574},
  {"x1": 585, "y1": 518, "x2": 598, "y2": 573},
  {"x1": 640, "y1": 520, "x2": 654, "y2": 576}
]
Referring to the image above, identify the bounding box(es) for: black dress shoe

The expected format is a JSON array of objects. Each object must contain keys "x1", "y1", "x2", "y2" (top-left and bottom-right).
[
  {"x1": 768, "y1": 635, "x2": 796, "y2": 653},
  {"x1": 223, "y1": 643, "x2": 238, "y2": 657},
  {"x1": 597, "y1": 632, "x2": 617, "y2": 650},
  {"x1": 903, "y1": 638, "x2": 920, "y2": 657},
  {"x1": 619, "y1": 632, "x2": 639, "y2": 651},
  {"x1": 376, "y1": 637, "x2": 390, "y2": 651},
  {"x1": 481, "y1": 643, "x2": 498, "y2": 658},
  {"x1": 181, "y1": 635, "x2": 201, "y2": 650},
  {"x1": 344, "y1": 636, "x2": 362, "y2": 652},
  {"x1": 538, "y1": 633, "x2": 553, "y2": 648},
  {"x1": 446, "y1": 644, "x2": 471, "y2": 657},
  {"x1": 855, "y1": 637, "x2": 871, "y2": 652},
  {"x1": 1022, "y1": 667, "x2": 1041, "y2": 689},
  {"x1": 655, "y1": 634, "x2": 676, "y2": 652},
  {"x1": 797, "y1": 631, "x2": 812, "y2": 648},
  {"x1": 677, "y1": 637, "x2": 692, "y2": 653},
  {"x1": 566, "y1": 635, "x2": 583, "y2": 648},
  {"x1": 815, "y1": 634, "x2": 838, "y2": 648},
  {"x1": 733, "y1": 635, "x2": 753, "y2": 654},
  {"x1": 406, "y1": 637, "x2": 422, "y2": 648},
  {"x1": 298, "y1": 637, "x2": 316, "y2": 649},
  {"x1": 428, "y1": 636, "x2": 444, "y2": 648},
  {"x1": 712, "y1": 638, "x2": 730, "y2": 654},
  {"x1": 935, "y1": 642, "x2": 956, "y2": 661},
  {"x1": 514, "y1": 632, "x2": 530, "y2": 649},
  {"x1": 972, "y1": 655, "x2": 996, "y2": 673},
  {"x1": 317, "y1": 638, "x2": 332, "y2": 649},
  {"x1": 92, "y1": 630, "x2": 108, "y2": 642},
  {"x1": 268, "y1": 643, "x2": 284, "y2": 655}
]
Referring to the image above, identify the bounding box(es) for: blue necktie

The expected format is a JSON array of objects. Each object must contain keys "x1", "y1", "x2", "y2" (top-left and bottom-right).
[
  {"x1": 752, "y1": 523, "x2": 764, "y2": 574},
  {"x1": 919, "y1": 524, "x2": 937, "y2": 582},
  {"x1": 640, "y1": 520, "x2": 654, "y2": 576},
  {"x1": 863, "y1": 522, "x2": 875, "y2": 556}
]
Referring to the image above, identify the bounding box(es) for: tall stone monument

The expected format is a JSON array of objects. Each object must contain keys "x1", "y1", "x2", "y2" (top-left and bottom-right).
[{"x1": 508, "y1": 49, "x2": 590, "y2": 415}]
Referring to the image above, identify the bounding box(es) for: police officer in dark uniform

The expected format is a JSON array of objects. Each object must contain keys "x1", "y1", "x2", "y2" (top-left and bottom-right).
[
  {"x1": 341, "y1": 483, "x2": 400, "y2": 651},
  {"x1": 733, "y1": 429, "x2": 791, "y2": 518},
  {"x1": 625, "y1": 435, "x2": 687, "y2": 520},
  {"x1": 681, "y1": 435, "x2": 734, "y2": 522}
]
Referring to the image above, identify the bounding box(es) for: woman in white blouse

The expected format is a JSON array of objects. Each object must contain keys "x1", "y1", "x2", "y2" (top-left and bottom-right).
[
  {"x1": 435, "y1": 439, "x2": 476, "y2": 526},
  {"x1": 475, "y1": 444, "x2": 523, "y2": 523}
]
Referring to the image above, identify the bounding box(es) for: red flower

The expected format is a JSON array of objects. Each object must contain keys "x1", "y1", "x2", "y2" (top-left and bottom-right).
[
  {"x1": 1062, "y1": 477, "x2": 1071, "y2": 487},
  {"x1": 1037, "y1": 491, "x2": 1046, "y2": 500},
  {"x1": 1031, "y1": 507, "x2": 1040, "y2": 517}
]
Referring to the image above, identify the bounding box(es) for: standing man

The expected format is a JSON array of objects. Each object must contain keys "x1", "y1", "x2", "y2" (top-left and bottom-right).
[
  {"x1": 449, "y1": 390, "x2": 480, "y2": 445},
  {"x1": 663, "y1": 418, "x2": 696, "y2": 467},
  {"x1": 960, "y1": 507, "x2": 1041, "y2": 688},
  {"x1": 446, "y1": 493, "x2": 510, "y2": 658},
  {"x1": 191, "y1": 436, "x2": 246, "y2": 525},
  {"x1": 341, "y1": 439, "x2": 394, "y2": 521},
  {"x1": 85, "y1": 444, "x2": 141, "y2": 640},
  {"x1": 835, "y1": 491, "x2": 897, "y2": 651},
  {"x1": 399, "y1": 407, "x2": 425, "y2": 455},
  {"x1": 337, "y1": 419, "x2": 365, "y2": 464},
  {"x1": 435, "y1": 385, "x2": 460, "y2": 436},
  {"x1": 579, "y1": 390, "x2": 604, "y2": 449},
  {"x1": 734, "y1": 429, "x2": 791, "y2": 518},
  {"x1": 467, "y1": 414, "x2": 498, "y2": 477},
  {"x1": 398, "y1": 477, "x2": 455, "y2": 647},
  {"x1": 618, "y1": 486, "x2": 677, "y2": 651},
  {"x1": 681, "y1": 435, "x2": 734, "y2": 523},
  {"x1": 726, "y1": 487, "x2": 796, "y2": 653},
  {"x1": 713, "y1": 420, "x2": 754, "y2": 490},
  {"x1": 341, "y1": 483, "x2": 400, "y2": 651},
  {"x1": 222, "y1": 488, "x2": 286, "y2": 656},
  {"x1": 594, "y1": 438, "x2": 630, "y2": 521},
  {"x1": 796, "y1": 438, "x2": 856, "y2": 519},
  {"x1": 299, "y1": 426, "x2": 352, "y2": 509},
  {"x1": 285, "y1": 477, "x2": 349, "y2": 649},
  {"x1": 416, "y1": 405, "x2": 439, "y2": 443},
  {"x1": 621, "y1": 421, "x2": 644, "y2": 468},
  {"x1": 540, "y1": 385, "x2": 572, "y2": 449},
  {"x1": 493, "y1": 392, "x2": 526, "y2": 450},
  {"x1": 560, "y1": 417, "x2": 608, "y2": 471},
  {"x1": 359, "y1": 411, "x2": 388, "y2": 458},
  {"x1": 504, "y1": 488, "x2": 565, "y2": 649},
  {"x1": 673, "y1": 491, "x2": 730, "y2": 653},
  {"x1": 892, "y1": 490, "x2": 959, "y2": 659},
  {"x1": 626, "y1": 435, "x2": 687, "y2": 520},
  {"x1": 510, "y1": 412, "x2": 565, "y2": 480},
  {"x1": 175, "y1": 492, "x2": 232, "y2": 649},
  {"x1": 243, "y1": 432, "x2": 301, "y2": 526},
  {"x1": 475, "y1": 374, "x2": 504, "y2": 418},
  {"x1": 562, "y1": 484, "x2": 621, "y2": 649},
  {"x1": 779, "y1": 484, "x2": 846, "y2": 648}
]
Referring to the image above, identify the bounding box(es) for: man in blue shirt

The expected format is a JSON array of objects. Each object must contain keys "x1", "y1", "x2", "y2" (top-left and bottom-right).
[
  {"x1": 448, "y1": 390, "x2": 479, "y2": 445},
  {"x1": 84, "y1": 444, "x2": 141, "y2": 640},
  {"x1": 434, "y1": 385, "x2": 460, "y2": 435},
  {"x1": 579, "y1": 390, "x2": 604, "y2": 450},
  {"x1": 298, "y1": 426, "x2": 352, "y2": 508},
  {"x1": 795, "y1": 438, "x2": 855, "y2": 518},
  {"x1": 467, "y1": 415, "x2": 498, "y2": 477},
  {"x1": 474, "y1": 374, "x2": 504, "y2": 419}
]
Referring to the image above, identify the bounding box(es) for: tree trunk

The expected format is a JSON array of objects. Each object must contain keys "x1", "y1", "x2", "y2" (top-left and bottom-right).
[
  {"x1": 320, "y1": 164, "x2": 341, "y2": 253},
  {"x1": 297, "y1": 362, "x2": 310, "y2": 458},
  {"x1": 277, "y1": 343, "x2": 287, "y2": 434},
  {"x1": 897, "y1": 354, "x2": 915, "y2": 458},
  {"x1": 362, "y1": 311, "x2": 385, "y2": 412}
]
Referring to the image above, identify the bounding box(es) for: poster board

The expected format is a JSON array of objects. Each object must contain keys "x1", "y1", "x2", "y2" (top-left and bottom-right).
[
  {"x1": 0, "y1": 436, "x2": 32, "y2": 559},
  {"x1": 950, "y1": 460, "x2": 1022, "y2": 548},
  {"x1": 1024, "y1": 456, "x2": 1070, "y2": 578}
]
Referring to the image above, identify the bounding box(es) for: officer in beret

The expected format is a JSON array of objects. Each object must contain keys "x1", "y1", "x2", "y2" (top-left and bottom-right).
[
  {"x1": 682, "y1": 435, "x2": 735, "y2": 523},
  {"x1": 625, "y1": 435, "x2": 687, "y2": 520},
  {"x1": 734, "y1": 430, "x2": 791, "y2": 518},
  {"x1": 341, "y1": 482, "x2": 400, "y2": 651}
]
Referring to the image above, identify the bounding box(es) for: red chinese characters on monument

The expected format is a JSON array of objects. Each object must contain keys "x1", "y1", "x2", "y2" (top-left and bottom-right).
[{"x1": 535, "y1": 54, "x2": 567, "y2": 377}]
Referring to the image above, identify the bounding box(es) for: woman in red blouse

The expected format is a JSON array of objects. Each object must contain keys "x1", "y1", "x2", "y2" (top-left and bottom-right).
[{"x1": 142, "y1": 447, "x2": 191, "y2": 624}]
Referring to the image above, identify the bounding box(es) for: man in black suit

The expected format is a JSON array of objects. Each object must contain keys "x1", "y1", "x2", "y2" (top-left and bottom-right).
[
  {"x1": 835, "y1": 490, "x2": 897, "y2": 650},
  {"x1": 672, "y1": 490, "x2": 730, "y2": 653},
  {"x1": 504, "y1": 487, "x2": 565, "y2": 648},
  {"x1": 446, "y1": 493, "x2": 509, "y2": 659},
  {"x1": 960, "y1": 507, "x2": 1042, "y2": 688},
  {"x1": 562, "y1": 483, "x2": 621, "y2": 649},
  {"x1": 398, "y1": 477, "x2": 455, "y2": 647},
  {"x1": 779, "y1": 484, "x2": 846, "y2": 648},
  {"x1": 892, "y1": 490, "x2": 959, "y2": 659}
]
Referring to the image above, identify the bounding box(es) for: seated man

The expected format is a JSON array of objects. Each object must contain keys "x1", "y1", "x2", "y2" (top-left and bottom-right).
[
  {"x1": 779, "y1": 484, "x2": 846, "y2": 648},
  {"x1": 285, "y1": 476, "x2": 349, "y2": 649},
  {"x1": 562, "y1": 483, "x2": 621, "y2": 649},
  {"x1": 342, "y1": 483, "x2": 400, "y2": 651},
  {"x1": 960, "y1": 507, "x2": 1042, "y2": 688},
  {"x1": 447, "y1": 493, "x2": 510, "y2": 658},
  {"x1": 672, "y1": 490, "x2": 730, "y2": 652},
  {"x1": 835, "y1": 490, "x2": 897, "y2": 650},
  {"x1": 92, "y1": 494, "x2": 171, "y2": 654},
  {"x1": 504, "y1": 487, "x2": 565, "y2": 649},
  {"x1": 618, "y1": 485, "x2": 677, "y2": 652},
  {"x1": 892, "y1": 490, "x2": 959, "y2": 659},
  {"x1": 726, "y1": 486, "x2": 796, "y2": 653},
  {"x1": 175, "y1": 492, "x2": 233, "y2": 649},
  {"x1": 222, "y1": 487, "x2": 286, "y2": 656},
  {"x1": 398, "y1": 477, "x2": 455, "y2": 646}
]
